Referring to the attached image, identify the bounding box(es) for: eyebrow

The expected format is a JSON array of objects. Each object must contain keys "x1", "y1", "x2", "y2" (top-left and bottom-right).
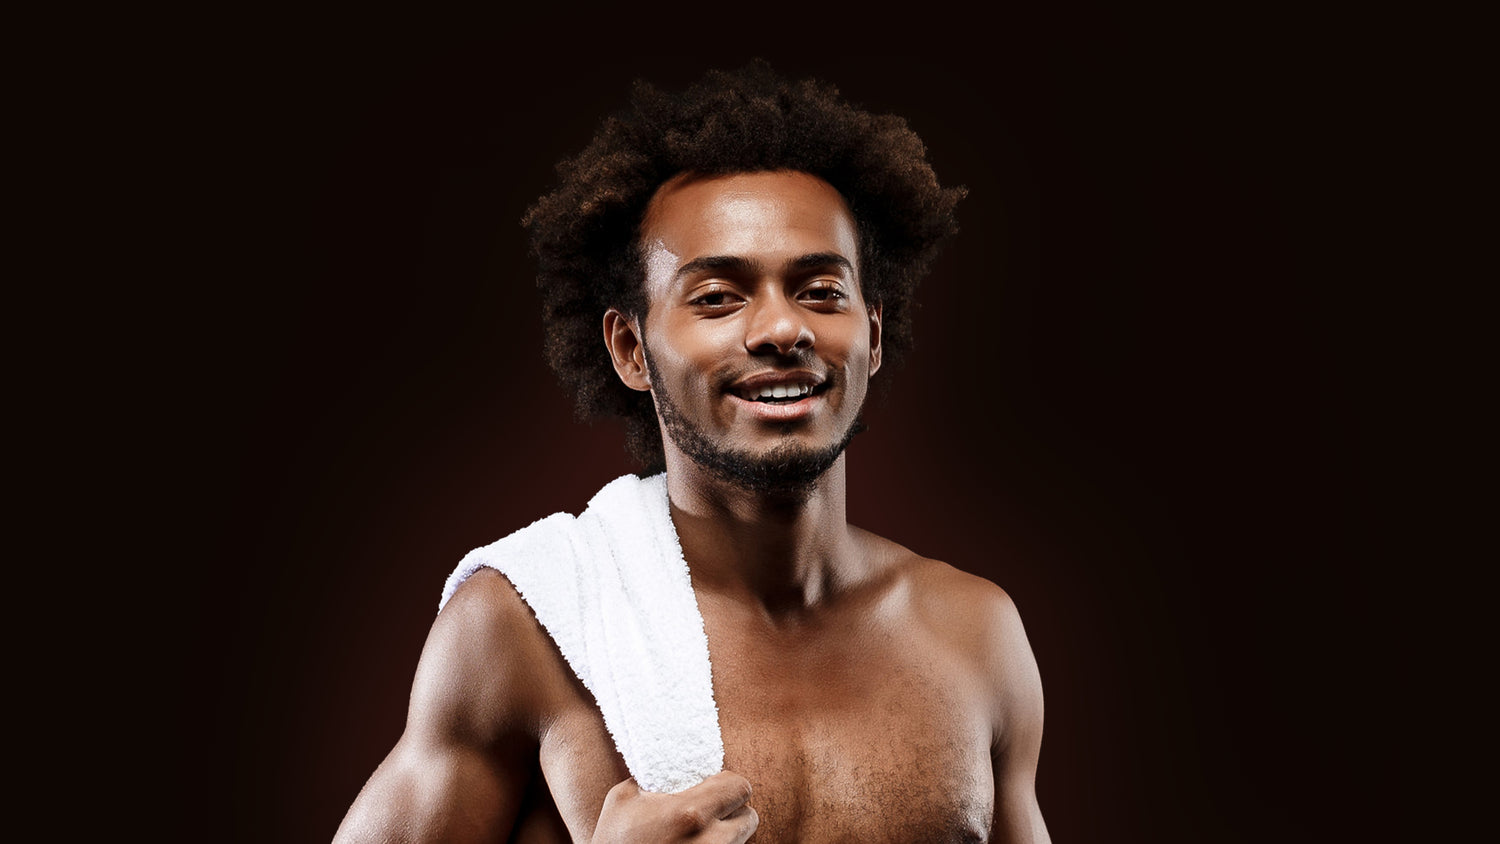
[{"x1": 673, "y1": 252, "x2": 855, "y2": 283}]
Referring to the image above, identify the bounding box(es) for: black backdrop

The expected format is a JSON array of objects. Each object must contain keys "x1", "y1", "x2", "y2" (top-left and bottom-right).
[{"x1": 194, "y1": 7, "x2": 1393, "y2": 842}]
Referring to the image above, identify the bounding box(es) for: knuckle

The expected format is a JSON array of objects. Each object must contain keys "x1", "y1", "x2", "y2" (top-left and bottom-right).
[
  {"x1": 725, "y1": 773, "x2": 753, "y2": 803},
  {"x1": 672, "y1": 806, "x2": 710, "y2": 835},
  {"x1": 730, "y1": 807, "x2": 760, "y2": 844}
]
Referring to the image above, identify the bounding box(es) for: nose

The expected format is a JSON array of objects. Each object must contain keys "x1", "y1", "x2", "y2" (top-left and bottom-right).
[{"x1": 744, "y1": 292, "x2": 815, "y2": 356}]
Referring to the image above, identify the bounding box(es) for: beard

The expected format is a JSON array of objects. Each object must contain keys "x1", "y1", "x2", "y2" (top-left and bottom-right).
[{"x1": 644, "y1": 346, "x2": 862, "y2": 497}]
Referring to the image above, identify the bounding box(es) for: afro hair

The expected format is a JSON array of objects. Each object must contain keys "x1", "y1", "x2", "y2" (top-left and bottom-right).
[{"x1": 522, "y1": 60, "x2": 965, "y2": 471}]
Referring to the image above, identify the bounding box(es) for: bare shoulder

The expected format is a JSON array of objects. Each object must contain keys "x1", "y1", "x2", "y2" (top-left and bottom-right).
[
  {"x1": 417, "y1": 567, "x2": 558, "y2": 741},
  {"x1": 910, "y1": 554, "x2": 1021, "y2": 625},
  {"x1": 857, "y1": 530, "x2": 1042, "y2": 709},
  {"x1": 856, "y1": 529, "x2": 1025, "y2": 644},
  {"x1": 434, "y1": 565, "x2": 547, "y2": 657},
  {"x1": 333, "y1": 569, "x2": 560, "y2": 842}
]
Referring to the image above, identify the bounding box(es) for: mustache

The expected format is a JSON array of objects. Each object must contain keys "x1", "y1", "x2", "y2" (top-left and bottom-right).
[
  {"x1": 712, "y1": 353, "x2": 833, "y2": 392},
  {"x1": 639, "y1": 340, "x2": 833, "y2": 394}
]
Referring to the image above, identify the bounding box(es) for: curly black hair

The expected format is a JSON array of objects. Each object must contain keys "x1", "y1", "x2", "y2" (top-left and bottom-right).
[{"x1": 522, "y1": 60, "x2": 965, "y2": 471}]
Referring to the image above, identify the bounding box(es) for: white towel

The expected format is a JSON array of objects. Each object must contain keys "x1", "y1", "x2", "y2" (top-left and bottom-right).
[{"x1": 438, "y1": 472, "x2": 723, "y2": 794}]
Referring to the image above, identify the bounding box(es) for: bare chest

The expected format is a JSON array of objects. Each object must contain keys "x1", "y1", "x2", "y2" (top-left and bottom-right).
[
  {"x1": 537, "y1": 662, "x2": 994, "y2": 842},
  {"x1": 534, "y1": 603, "x2": 996, "y2": 843},
  {"x1": 710, "y1": 624, "x2": 995, "y2": 843}
]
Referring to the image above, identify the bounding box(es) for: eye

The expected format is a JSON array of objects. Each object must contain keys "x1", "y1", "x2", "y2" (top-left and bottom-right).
[
  {"x1": 800, "y1": 284, "x2": 849, "y2": 305},
  {"x1": 687, "y1": 286, "x2": 743, "y2": 311}
]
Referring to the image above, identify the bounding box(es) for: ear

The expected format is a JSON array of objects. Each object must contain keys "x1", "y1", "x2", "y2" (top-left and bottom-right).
[
  {"x1": 866, "y1": 303, "x2": 883, "y2": 377},
  {"x1": 603, "y1": 308, "x2": 651, "y2": 391}
]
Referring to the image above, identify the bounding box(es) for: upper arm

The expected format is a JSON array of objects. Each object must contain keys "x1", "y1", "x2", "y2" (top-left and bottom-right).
[
  {"x1": 334, "y1": 569, "x2": 544, "y2": 843},
  {"x1": 982, "y1": 586, "x2": 1051, "y2": 844}
]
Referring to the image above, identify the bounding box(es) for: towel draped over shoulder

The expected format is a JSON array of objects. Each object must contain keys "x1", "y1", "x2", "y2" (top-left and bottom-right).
[{"x1": 440, "y1": 473, "x2": 723, "y2": 794}]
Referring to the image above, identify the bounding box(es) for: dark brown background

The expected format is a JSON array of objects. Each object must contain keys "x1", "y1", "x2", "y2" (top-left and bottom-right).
[{"x1": 169, "y1": 6, "x2": 1401, "y2": 842}]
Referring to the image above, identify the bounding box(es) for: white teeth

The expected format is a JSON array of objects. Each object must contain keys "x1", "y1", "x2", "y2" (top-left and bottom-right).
[{"x1": 751, "y1": 384, "x2": 812, "y2": 400}]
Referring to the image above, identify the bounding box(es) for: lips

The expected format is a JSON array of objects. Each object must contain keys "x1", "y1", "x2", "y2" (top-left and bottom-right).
[
  {"x1": 724, "y1": 371, "x2": 830, "y2": 421},
  {"x1": 727, "y1": 371, "x2": 828, "y2": 403}
]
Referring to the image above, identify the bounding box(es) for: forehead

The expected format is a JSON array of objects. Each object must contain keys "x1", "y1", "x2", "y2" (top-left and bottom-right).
[{"x1": 639, "y1": 171, "x2": 860, "y2": 286}]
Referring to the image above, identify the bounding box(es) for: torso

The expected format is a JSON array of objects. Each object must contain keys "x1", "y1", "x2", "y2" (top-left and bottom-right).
[{"x1": 494, "y1": 534, "x2": 1000, "y2": 843}]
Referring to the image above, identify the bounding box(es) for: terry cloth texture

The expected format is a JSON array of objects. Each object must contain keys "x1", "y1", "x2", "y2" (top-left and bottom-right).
[{"x1": 438, "y1": 472, "x2": 723, "y2": 794}]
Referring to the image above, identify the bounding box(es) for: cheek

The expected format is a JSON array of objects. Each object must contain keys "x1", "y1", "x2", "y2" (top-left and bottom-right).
[
  {"x1": 646, "y1": 320, "x2": 732, "y2": 391},
  {"x1": 821, "y1": 318, "x2": 869, "y2": 369}
]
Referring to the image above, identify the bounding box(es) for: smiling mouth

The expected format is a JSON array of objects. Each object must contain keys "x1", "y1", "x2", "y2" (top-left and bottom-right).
[{"x1": 733, "y1": 382, "x2": 829, "y2": 404}]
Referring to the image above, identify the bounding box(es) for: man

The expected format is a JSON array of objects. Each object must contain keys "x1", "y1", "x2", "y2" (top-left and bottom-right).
[{"x1": 335, "y1": 61, "x2": 1050, "y2": 843}]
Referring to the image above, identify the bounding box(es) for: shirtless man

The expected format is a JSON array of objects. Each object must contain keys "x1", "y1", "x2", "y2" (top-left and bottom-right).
[{"x1": 335, "y1": 62, "x2": 1050, "y2": 843}]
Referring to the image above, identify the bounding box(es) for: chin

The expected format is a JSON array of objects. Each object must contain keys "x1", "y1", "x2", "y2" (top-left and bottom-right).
[{"x1": 682, "y1": 427, "x2": 857, "y2": 497}]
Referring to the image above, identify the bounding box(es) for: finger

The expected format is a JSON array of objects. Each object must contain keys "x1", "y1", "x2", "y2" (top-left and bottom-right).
[
  {"x1": 715, "y1": 804, "x2": 758, "y2": 844},
  {"x1": 684, "y1": 771, "x2": 753, "y2": 820}
]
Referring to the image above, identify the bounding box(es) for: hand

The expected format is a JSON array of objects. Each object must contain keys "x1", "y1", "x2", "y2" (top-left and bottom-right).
[{"x1": 592, "y1": 771, "x2": 759, "y2": 843}]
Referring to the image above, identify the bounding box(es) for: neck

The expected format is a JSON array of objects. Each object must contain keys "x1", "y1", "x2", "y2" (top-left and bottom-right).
[{"x1": 663, "y1": 449, "x2": 862, "y2": 613}]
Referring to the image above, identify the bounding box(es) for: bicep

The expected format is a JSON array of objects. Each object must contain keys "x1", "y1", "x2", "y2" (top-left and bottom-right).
[
  {"x1": 334, "y1": 571, "x2": 543, "y2": 843},
  {"x1": 989, "y1": 741, "x2": 1049, "y2": 844},
  {"x1": 335, "y1": 730, "x2": 530, "y2": 843},
  {"x1": 986, "y1": 591, "x2": 1051, "y2": 844}
]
